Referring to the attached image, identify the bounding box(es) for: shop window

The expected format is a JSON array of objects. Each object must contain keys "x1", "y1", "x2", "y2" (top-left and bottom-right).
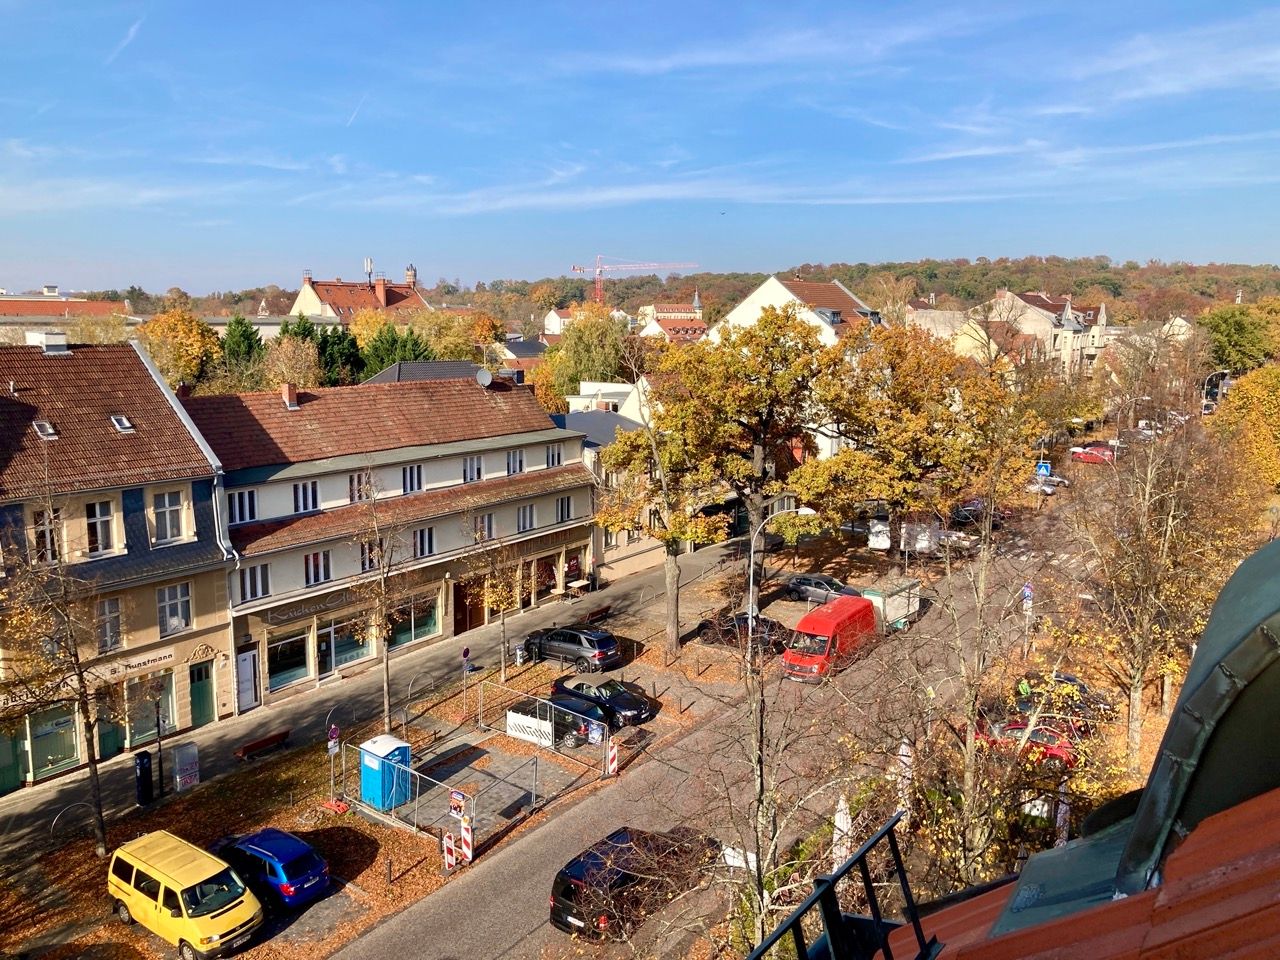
[
  {"x1": 331, "y1": 620, "x2": 369, "y2": 667},
  {"x1": 30, "y1": 704, "x2": 78, "y2": 774},
  {"x1": 126, "y1": 674, "x2": 174, "y2": 745},
  {"x1": 390, "y1": 595, "x2": 440, "y2": 648},
  {"x1": 267, "y1": 634, "x2": 308, "y2": 691}
]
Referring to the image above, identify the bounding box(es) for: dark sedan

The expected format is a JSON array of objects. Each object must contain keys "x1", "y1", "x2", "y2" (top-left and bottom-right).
[
  {"x1": 693, "y1": 613, "x2": 791, "y2": 655},
  {"x1": 552, "y1": 676, "x2": 653, "y2": 727}
]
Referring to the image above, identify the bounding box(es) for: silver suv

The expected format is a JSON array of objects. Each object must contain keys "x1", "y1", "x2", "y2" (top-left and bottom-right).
[{"x1": 784, "y1": 573, "x2": 859, "y2": 604}]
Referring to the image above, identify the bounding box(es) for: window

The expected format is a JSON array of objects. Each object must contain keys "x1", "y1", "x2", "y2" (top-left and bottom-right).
[
  {"x1": 96, "y1": 597, "x2": 122, "y2": 653},
  {"x1": 86, "y1": 501, "x2": 113, "y2": 555},
  {"x1": 133, "y1": 868, "x2": 161, "y2": 901},
  {"x1": 348, "y1": 470, "x2": 372, "y2": 503},
  {"x1": 293, "y1": 480, "x2": 319, "y2": 514},
  {"x1": 157, "y1": 582, "x2": 192, "y2": 637},
  {"x1": 111, "y1": 857, "x2": 133, "y2": 885},
  {"x1": 227, "y1": 489, "x2": 257, "y2": 525},
  {"x1": 32, "y1": 419, "x2": 57, "y2": 440},
  {"x1": 267, "y1": 633, "x2": 308, "y2": 691},
  {"x1": 402, "y1": 464, "x2": 423, "y2": 494},
  {"x1": 546, "y1": 443, "x2": 563, "y2": 468},
  {"x1": 33, "y1": 507, "x2": 61, "y2": 563},
  {"x1": 110, "y1": 415, "x2": 134, "y2": 434},
  {"x1": 556, "y1": 495, "x2": 573, "y2": 524},
  {"x1": 517, "y1": 503, "x2": 535, "y2": 533},
  {"x1": 390, "y1": 595, "x2": 440, "y2": 648},
  {"x1": 162, "y1": 887, "x2": 181, "y2": 915},
  {"x1": 153, "y1": 491, "x2": 182, "y2": 543},
  {"x1": 473, "y1": 513, "x2": 493, "y2": 541},
  {"x1": 360, "y1": 538, "x2": 384, "y2": 573},
  {"x1": 413, "y1": 526, "x2": 434, "y2": 558},
  {"x1": 239, "y1": 564, "x2": 270, "y2": 602},
  {"x1": 506, "y1": 449, "x2": 525, "y2": 475},
  {"x1": 604, "y1": 527, "x2": 616, "y2": 549},
  {"x1": 462, "y1": 455, "x2": 483, "y2": 483},
  {"x1": 304, "y1": 550, "x2": 332, "y2": 586}
]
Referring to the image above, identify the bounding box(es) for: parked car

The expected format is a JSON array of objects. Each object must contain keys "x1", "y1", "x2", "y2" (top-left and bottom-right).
[
  {"x1": 524, "y1": 624, "x2": 622, "y2": 673},
  {"x1": 552, "y1": 676, "x2": 653, "y2": 727},
  {"x1": 1070, "y1": 445, "x2": 1116, "y2": 464},
  {"x1": 784, "y1": 573, "x2": 859, "y2": 604},
  {"x1": 1040, "y1": 472, "x2": 1070, "y2": 488},
  {"x1": 951, "y1": 498, "x2": 1007, "y2": 529},
  {"x1": 549, "y1": 827, "x2": 719, "y2": 939},
  {"x1": 213, "y1": 828, "x2": 330, "y2": 912},
  {"x1": 979, "y1": 718, "x2": 1083, "y2": 769},
  {"x1": 1201, "y1": 400, "x2": 1217, "y2": 416},
  {"x1": 508, "y1": 694, "x2": 609, "y2": 748},
  {"x1": 1015, "y1": 672, "x2": 1115, "y2": 731},
  {"x1": 782, "y1": 594, "x2": 878, "y2": 682},
  {"x1": 1026, "y1": 479, "x2": 1057, "y2": 496},
  {"x1": 693, "y1": 612, "x2": 791, "y2": 655}
]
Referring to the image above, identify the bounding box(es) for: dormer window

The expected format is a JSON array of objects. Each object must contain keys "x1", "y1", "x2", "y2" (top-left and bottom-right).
[
  {"x1": 33, "y1": 420, "x2": 56, "y2": 440},
  {"x1": 110, "y1": 415, "x2": 135, "y2": 434}
]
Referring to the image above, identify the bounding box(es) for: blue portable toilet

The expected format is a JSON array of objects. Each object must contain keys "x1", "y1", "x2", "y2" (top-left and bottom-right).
[{"x1": 359, "y1": 735, "x2": 411, "y2": 812}]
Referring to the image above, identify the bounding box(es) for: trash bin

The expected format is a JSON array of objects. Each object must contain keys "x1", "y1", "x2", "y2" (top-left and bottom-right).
[
  {"x1": 134, "y1": 750, "x2": 154, "y2": 806},
  {"x1": 514, "y1": 645, "x2": 527, "y2": 667}
]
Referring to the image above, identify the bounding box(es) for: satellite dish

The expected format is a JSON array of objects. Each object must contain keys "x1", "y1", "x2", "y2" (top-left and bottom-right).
[{"x1": 475, "y1": 368, "x2": 493, "y2": 387}]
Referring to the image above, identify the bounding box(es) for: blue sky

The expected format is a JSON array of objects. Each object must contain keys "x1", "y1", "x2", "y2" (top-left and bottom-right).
[{"x1": 2, "y1": 1, "x2": 1279, "y2": 292}]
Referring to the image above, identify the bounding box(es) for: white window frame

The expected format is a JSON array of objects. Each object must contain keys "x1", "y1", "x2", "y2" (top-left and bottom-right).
[
  {"x1": 402, "y1": 464, "x2": 423, "y2": 494},
  {"x1": 153, "y1": 490, "x2": 183, "y2": 544},
  {"x1": 304, "y1": 550, "x2": 332, "y2": 586},
  {"x1": 546, "y1": 443, "x2": 564, "y2": 468},
  {"x1": 96, "y1": 597, "x2": 122, "y2": 653},
  {"x1": 349, "y1": 470, "x2": 372, "y2": 503},
  {"x1": 293, "y1": 480, "x2": 319, "y2": 514},
  {"x1": 157, "y1": 582, "x2": 192, "y2": 638},
  {"x1": 360, "y1": 538, "x2": 384, "y2": 573},
  {"x1": 33, "y1": 507, "x2": 62, "y2": 563},
  {"x1": 474, "y1": 513, "x2": 494, "y2": 541},
  {"x1": 228, "y1": 489, "x2": 257, "y2": 525},
  {"x1": 413, "y1": 526, "x2": 435, "y2": 558},
  {"x1": 239, "y1": 563, "x2": 271, "y2": 602},
  {"x1": 85, "y1": 500, "x2": 113, "y2": 556},
  {"x1": 517, "y1": 503, "x2": 536, "y2": 533},
  {"x1": 507, "y1": 449, "x2": 525, "y2": 475},
  {"x1": 462, "y1": 455, "x2": 483, "y2": 483},
  {"x1": 556, "y1": 495, "x2": 573, "y2": 524}
]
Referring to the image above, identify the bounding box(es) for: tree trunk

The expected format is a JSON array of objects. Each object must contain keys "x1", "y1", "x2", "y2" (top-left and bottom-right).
[
  {"x1": 1160, "y1": 671, "x2": 1172, "y2": 717},
  {"x1": 77, "y1": 693, "x2": 108, "y2": 856},
  {"x1": 1127, "y1": 676, "x2": 1144, "y2": 771},
  {"x1": 745, "y1": 493, "x2": 766, "y2": 616},
  {"x1": 500, "y1": 609, "x2": 508, "y2": 683},
  {"x1": 749, "y1": 670, "x2": 771, "y2": 946},
  {"x1": 663, "y1": 544, "x2": 681, "y2": 656}
]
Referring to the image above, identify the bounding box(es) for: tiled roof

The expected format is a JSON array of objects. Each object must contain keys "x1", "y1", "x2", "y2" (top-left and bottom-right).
[
  {"x1": 540, "y1": 333, "x2": 562, "y2": 346},
  {"x1": 307, "y1": 280, "x2": 428, "y2": 316},
  {"x1": 364, "y1": 361, "x2": 482, "y2": 383},
  {"x1": 503, "y1": 340, "x2": 546, "y2": 358},
  {"x1": 0, "y1": 297, "x2": 128, "y2": 317},
  {"x1": 778, "y1": 278, "x2": 872, "y2": 318},
  {"x1": 232, "y1": 463, "x2": 593, "y2": 557},
  {"x1": 0, "y1": 343, "x2": 212, "y2": 501},
  {"x1": 553, "y1": 410, "x2": 641, "y2": 449},
  {"x1": 656, "y1": 317, "x2": 706, "y2": 343},
  {"x1": 183, "y1": 378, "x2": 556, "y2": 472},
  {"x1": 907, "y1": 298, "x2": 934, "y2": 310},
  {"x1": 552, "y1": 309, "x2": 572, "y2": 319},
  {"x1": 653, "y1": 303, "x2": 698, "y2": 313}
]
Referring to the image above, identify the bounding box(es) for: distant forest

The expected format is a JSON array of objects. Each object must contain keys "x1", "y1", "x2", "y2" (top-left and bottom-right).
[{"x1": 77, "y1": 255, "x2": 1280, "y2": 330}]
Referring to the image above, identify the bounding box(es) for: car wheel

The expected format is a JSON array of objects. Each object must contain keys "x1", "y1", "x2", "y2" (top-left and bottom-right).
[
  {"x1": 787, "y1": 589, "x2": 802, "y2": 602},
  {"x1": 179, "y1": 941, "x2": 200, "y2": 960},
  {"x1": 699, "y1": 626, "x2": 716, "y2": 642},
  {"x1": 116, "y1": 900, "x2": 133, "y2": 925},
  {"x1": 574, "y1": 657, "x2": 591, "y2": 673}
]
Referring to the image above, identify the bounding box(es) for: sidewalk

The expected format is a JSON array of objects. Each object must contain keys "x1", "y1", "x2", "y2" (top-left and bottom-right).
[{"x1": 0, "y1": 541, "x2": 737, "y2": 854}]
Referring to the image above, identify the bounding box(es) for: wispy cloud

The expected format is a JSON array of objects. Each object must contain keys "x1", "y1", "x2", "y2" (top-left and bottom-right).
[
  {"x1": 0, "y1": 176, "x2": 257, "y2": 215},
  {"x1": 104, "y1": 17, "x2": 143, "y2": 66},
  {"x1": 186, "y1": 152, "x2": 310, "y2": 172},
  {"x1": 345, "y1": 93, "x2": 368, "y2": 127}
]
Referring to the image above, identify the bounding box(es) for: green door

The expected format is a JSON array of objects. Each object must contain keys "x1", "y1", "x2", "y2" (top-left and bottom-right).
[
  {"x1": 189, "y1": 661, "x2": 215, "y2": 729},
  {"x1": 0, "y1": 729, "x2": 27, "y2": 796},
  {"x1": 97, "y1": 718, "x2": 125, "y2": 759}
]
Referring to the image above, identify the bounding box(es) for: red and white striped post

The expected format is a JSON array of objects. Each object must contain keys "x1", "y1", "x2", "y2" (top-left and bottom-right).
[
  {"x1": 460, "y1": 816, "x2": 474, "y2": 862},
  {"x1": 607, "y1": 738, "x2": 619, "y2": 776},
  {"x1": 443, "y1": 832, "x2": 456, "y2": 871}
]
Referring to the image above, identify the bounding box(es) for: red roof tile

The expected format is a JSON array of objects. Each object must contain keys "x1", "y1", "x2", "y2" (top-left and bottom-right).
[
  {"x1": 653, "y1": 303, "x2": 699, "y2": 313},
  {"x1": 306, "y1": 279, "x2": 428, "y2": 317},
  {"x1": 778, "y1": 278, "x2": 871, "y2": 318},
  {"x1": 656, "y1": 317, "x2": 707, "y2": 343},
  {"x1": 232, "y1": 463, "x2": 593, "y2": 556},
  {"x1": 0, "y1": 297, "x2": 128, "y2": 317},
  {"x1": 0, "y1": 344, "x2": 211, "y2": 500},
  {"x1": 183, "y1": 378, "x2": 558, "y2": 472}
]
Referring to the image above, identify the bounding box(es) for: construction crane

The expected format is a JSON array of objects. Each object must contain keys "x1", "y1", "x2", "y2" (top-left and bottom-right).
[{"x1": 571, "y1": 255, "x2": 698, "y2": 304}]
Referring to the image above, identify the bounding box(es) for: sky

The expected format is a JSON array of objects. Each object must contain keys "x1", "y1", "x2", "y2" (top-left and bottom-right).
[{"x1": 2, "y1": 1, "x2": 1280, "y2": 292}]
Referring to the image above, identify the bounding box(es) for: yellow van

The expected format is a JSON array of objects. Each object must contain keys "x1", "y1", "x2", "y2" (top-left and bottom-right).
[{"x1": 108, "y1": 830, "x2": 263, "y2": 959}]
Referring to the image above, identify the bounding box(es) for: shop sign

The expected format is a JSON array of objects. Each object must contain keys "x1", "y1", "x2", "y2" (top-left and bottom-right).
[
  {"x1": 264, "y1": 589, "x2": 352, "y2": 626},
  {"x1": 104, "y1": 648, "x2": 175, "y2": 680}
]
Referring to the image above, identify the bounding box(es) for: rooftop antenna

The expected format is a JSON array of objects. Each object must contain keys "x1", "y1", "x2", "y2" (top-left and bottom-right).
[{"x1": 363, "y1": 256, "x2": 374, "y2": 287}]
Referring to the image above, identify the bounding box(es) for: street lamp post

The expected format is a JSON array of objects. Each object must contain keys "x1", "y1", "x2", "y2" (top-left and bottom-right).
[
  {"x1": 154, "y1": 699, "x2": 166, "y2": 799},
  {"x1": 746, "y1": 505, "x2": 817, "y2": 666}
]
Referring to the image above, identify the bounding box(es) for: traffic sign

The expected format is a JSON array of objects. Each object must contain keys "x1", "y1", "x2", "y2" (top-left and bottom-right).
[
  {"x1": 1036, "y1": 461, "x2": 1052, "y2": 478},
  {"x1": 327, "y1": 740, "x2": 339, "y2": 756},
  {"x1": 443, "y1": 832, "x2": 456, "y2": 871},
  {"x1": 1022, "y1": 581, "x2": 1034, "y2": 600},
  {"x1": 460, "y1": 817, "x2": 473, "y2": 862},
  {"x1": 448, "y1": 789, "x2": 466, "y2": 820},
  {"x1": 461, "y1": 646, "x2": 470, "y2": 661},
  {"x1": 328, "y1": 724, "x2": 340, "y2": 741}
]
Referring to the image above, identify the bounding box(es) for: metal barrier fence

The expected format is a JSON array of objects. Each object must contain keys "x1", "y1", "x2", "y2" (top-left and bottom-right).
[
  {"x1": 476, "y1": 679, "x2": 610, "y2": 772},
  {"x1": 336, "y1": 741, "x2": 473, "y2": 833}
]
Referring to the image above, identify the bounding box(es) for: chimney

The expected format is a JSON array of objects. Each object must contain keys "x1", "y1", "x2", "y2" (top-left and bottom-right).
[
  {"x1": 42, "y1": 284, "x2": 59, "y2": 297},
  {"x1": 405, "y1": 263, "x2": 417, "y2": 287},
  {"x1": 302, "y1": 270, "x2": 313, "y2": 287},
  {"x1": 375, "y1": 275, "x2": 388, "y2": 307},
  {"x1": 281, "y1": 382, "x2": 299, "y2": 411},
  {"x1": 24, "y1": 330, "x2": 69, "y2": 354},
  {"x1": 176, "y1": 382, "x2": 191, "y2": 399},
  {"x1": 928, "y1": 291, "x2": 936, "y2": 306},
  {"x1": 1236, "y1": 288, "x2": 1244, "y2": 304}
]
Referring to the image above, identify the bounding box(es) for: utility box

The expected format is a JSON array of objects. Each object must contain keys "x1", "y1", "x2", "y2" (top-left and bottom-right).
[
  {"x1": 134, "y1": 750, "x2": 153, "y2": 806},
  {"x1": 359, "y1": 735, "x2": 411, "y2": 812}
]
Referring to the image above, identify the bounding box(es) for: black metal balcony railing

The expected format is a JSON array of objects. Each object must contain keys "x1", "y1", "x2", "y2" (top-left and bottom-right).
[{"x1": 748, "y1": 812, "x2": 942, "y2": 960}]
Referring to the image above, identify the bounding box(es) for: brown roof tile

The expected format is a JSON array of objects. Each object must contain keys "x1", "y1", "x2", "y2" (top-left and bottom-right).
[
  {"x1": 233, "y1": 463, "x2": 593, "y2": 556},
  {"x1": 0, "y1": 344, "x2": 211, "y2": 501},
  {"x1": 183, "y1": 378, "x2": 557, "y2": 473},
  {"x1": 0, "y1": 297, "x2": 128, "y2": 317},
  {"x1": 307, "y1": 280, "x2": 427, "y2": 317},
  {"x1": 656, "y1": 317, "x2": 707, "y2": 343},
  {"x1": 778, "y1": 278, "x2": 871, "y2": 318}
]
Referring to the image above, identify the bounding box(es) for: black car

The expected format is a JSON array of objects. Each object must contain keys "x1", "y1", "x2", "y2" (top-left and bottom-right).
[
  {"x1": 951, "y1": 498, "x2": 1007, "y2": 529},
  {"x1": 525, "y1": 624, "x2": 623, "y2": 673},
  {"x1": 693, "y1": 612, "x2": 791, "y2": 655},
  {"x1": 1014, "y1": 671, "x2": 1115, "y2": 733},
  {"x1": 552, "y1": 676, "x2": 653, "y2": 727},
  {"x1": 507, "y1": 695, "x2": 609, "y2": 749},
  {"x1": 549, "y1": 827, "x2": 719, "y2": 939}
]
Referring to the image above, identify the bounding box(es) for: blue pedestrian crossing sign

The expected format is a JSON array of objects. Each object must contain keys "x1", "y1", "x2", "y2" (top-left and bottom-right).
[
  {"x1": 1036, "y1": 461, "x2": 1052, "y2": 477},
  {"x1": 1022, "y1": 581, "x2": 1034, "y2": 601}
]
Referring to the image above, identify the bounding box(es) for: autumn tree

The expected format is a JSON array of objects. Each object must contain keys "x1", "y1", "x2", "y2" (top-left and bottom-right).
[
  {"x1": 1214, "y1": 364, "x2": 1280, "y2": 488},
  {"x1": 1199, "y1": 303, "x2": 1274, "y2": 373},
  {"x1": 361, "y1": 324, "x2": 434, "y2": 375},
  {"x1": 530, "y1": 282, "x2": 559, "y2": 311},
  {"x1": 261, "y1": 334, "x2": 322, "y2": 389},
  {"x1": 64, "y1": 314, "x2": 129, "y2": 344},
  {"x1": 347, "y1": 308, "x2": 389, "y2": 350},
  {"x1": 860, "y1": 272, "x2": 918, "y2": 326},
  {"x1": 409, "y1": 310, "x2": 478, "y2": 361},
  {"x1": 136, "y1": 308, "x2": 223, "y2": 388},
  {"x1": 470, "y1": 311, "x2": 505, "y2": 346},
  {"x1": 528, "y1": 357, "x2": 568, "y2": 414},
  {"x1": 459, "y1": 526, "x2": 529, "y2": 683},
  {"x1": 221, "y1": 314, "x2": 264, "y2": 368}
]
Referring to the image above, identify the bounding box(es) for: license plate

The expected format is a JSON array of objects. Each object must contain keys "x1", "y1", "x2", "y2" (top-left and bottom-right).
[
  {"x1": 231, "y1": 934, "x2": 250, "y2": 949},
  {"x1": 566, "y1": 915, "x2": 585, "y2": 928}
]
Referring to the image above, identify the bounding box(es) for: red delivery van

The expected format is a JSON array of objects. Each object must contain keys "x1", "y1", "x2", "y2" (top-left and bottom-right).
[{"x1": 783, "y1": 594, "x2": 877, "y2": 682}]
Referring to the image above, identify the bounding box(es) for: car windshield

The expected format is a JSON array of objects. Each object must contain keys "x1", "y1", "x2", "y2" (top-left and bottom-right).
[
  {"x1": 182, "y1": 867, "x2": 246, "y2": 917},
  {"x1": 281, "y1": 851, "x2": 324, "y2": 881},
  {"x1": 816, "y1": 576, "x2": 841, "y2": 588},
  {"x1": 789, "y1": 631, "x2": 829, "y2": 655},
  {"x1": 594, "y1": 680, "x2": 627, "y2": 698}
]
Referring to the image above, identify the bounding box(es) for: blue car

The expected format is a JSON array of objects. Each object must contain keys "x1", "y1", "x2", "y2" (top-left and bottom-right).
[{"x1": 216, "y1": 828, "x2": 330, "y2": 911}]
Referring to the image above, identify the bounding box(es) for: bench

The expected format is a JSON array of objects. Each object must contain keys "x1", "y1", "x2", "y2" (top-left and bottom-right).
[
  {"x1": 234, "y1": 729, "x2": 291, "y2": 761},
  {"x1": 584, "y1": 604, "x2": 613, "y2": 625}
]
